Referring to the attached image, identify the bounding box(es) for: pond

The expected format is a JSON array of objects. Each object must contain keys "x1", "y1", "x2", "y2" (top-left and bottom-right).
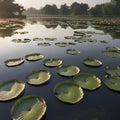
[{"x1": 0, "y1": 18, "x2": 120, "y2": 120}]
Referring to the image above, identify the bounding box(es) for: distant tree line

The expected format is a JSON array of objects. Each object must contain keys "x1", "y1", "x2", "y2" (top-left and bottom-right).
[
  {"x1": 0, "y1": 0, "x2": 120, "y2": 18},
  {"x1": 25, "y1": 2, "x2": 89, "y2": 16},
  {"x1": 25, "y1": 0, "x2": 120, "y2": 17}
]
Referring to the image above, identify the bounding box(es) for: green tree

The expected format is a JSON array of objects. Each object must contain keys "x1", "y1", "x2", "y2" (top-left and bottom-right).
[
  {"x1": 41, "y1": 4, "x2": 59, "y2": 15},
  {"x1": 71, "y1": 2, "x2": 89, "y2": 15},
  {"x1": 59, "y1": 4, "x2": 70, "y2": 15},
  {"x1": 89, "y1": 4, "x2": 103, "y2": 16},
  {"x1": 0, "y1": 0, "x2": 25, "y2": 18}
]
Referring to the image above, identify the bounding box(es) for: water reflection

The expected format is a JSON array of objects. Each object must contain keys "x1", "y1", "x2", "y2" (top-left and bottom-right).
[
  {"x1": 0, "y1": 20, "x2": 25, "y2": 38},
  {"x1": 0, "y1": 18, "x2": 120, "y2": 120}
]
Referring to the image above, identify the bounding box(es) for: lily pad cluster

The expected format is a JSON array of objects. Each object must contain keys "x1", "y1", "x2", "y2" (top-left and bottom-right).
[
  {"x1": 54, "y1": 71, "x2": 101, "y2": 104},
  {"x1": 4, "y1": 53, "x2": 44, "y2": 67},
  {"x1": 12, "y1": 38, "x2": 31, "y2": 43},
  {"x1": 103, "y1": 47, "x2": 120, "y2": 57},
  {"x1": 103, "y1": 66, "x2": 120, "y2": 91},
  {"x1": 15, "y1": 31, "x2": 29, "y2": 34}
]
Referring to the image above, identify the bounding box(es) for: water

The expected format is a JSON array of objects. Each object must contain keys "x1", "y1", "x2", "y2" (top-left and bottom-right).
[{"x1": 0, "y1": 19, "x2": 120, "y2": 120}]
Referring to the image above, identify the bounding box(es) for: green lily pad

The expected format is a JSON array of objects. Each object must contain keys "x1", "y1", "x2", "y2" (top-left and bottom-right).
[
  {"x1": 55, "y1": 42, "x2": 69, "y2": 47},
  {"x1": 103, "y1": 51, "x2": 120, "y2": 57},
  {"x1": 0, "y1": 80, "x2": 25, "y2": 101},
  {"x1": 11, "y1": 95, "x2": 47, "y2": 120},
  {"x1": 73, "y1": 73, "x2": 101, "y2": 90},
  {"x1": 45, "y1": 37, "x2": 56, "y2": 41},
  {"x1": 4, "y1": 58, "x2": 24, "y2": 67},
  {"x1": 83, "y1": 58, "x2": 102, "y2": 67},
  {"x1": 74, "y1": 39, "x2": 87, "y2": 43},
  {"x1": 103, "y1": 47, "x2": 120, "y2": 57},
  {"x1": 103, "y1": 76, "x2": 120, "y2": 92},
  {"x1": 57, "y1": 64, "x2": 80, "y2": 77},
  {"x1": 25, "y1": 53, "x2": 44, "y2": 61},
  {"x1": 106, "y1": 47, "x2": 120, "y2": 51},
  {"x1": 33, "y1": 37, "x2": 44, "y2": 41},
  {"x1": 26, "y1": 69, "x2": 51, "y2": 85},
  {"x1": 53, "y1": 81, "x2": 84, "y2": 104},
  {"x1": 66, "y1": 49, "x2": 80, "y2": 55},
  {"x1": 43, "y1": 58, "x2": 62, "y2": 67},
  {"x1": 37, "y1": 42, "x2": 51, "y2": 46},
  {"x1": 12, "y1": 38, "x2": 31, "y2": 43},
  {"x1": 105, "y1": 66, "x2": 120, "y2": 77}
]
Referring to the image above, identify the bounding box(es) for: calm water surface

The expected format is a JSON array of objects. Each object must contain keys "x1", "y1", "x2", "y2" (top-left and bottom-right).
[{"x1": 0, "y1": 19, "x2": 120, "y2": 120}]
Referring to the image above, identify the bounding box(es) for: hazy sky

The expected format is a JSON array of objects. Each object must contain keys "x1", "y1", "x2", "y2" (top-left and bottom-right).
[{"x1": 15, "y1": 0, "x2": 111, "y2": 9}]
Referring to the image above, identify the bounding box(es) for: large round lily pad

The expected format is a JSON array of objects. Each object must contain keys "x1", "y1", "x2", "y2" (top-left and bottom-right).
[
  {"x1": 4, "y1": 58, "x2": 24, "y2": 67},
  {"x1": 11, "y1": 95, "x2": 47, "y2": 120},
  {"x1": 0, "y1": 80, "x2": 25, "y2": 101},
  {"x1": 105, "y1": 66, "x2": 120, "y2": 77},
  {"x1": 66, "y1": 49, "x2": 80, "y2": 55},
  {"x1": 83, "y1": 58, "x2": 102, "y2": 67},
  {"x1": 43, "y1": 58, "x2": 62, "y2": 67},
  {"x1": 73, "y1": 73, "x2": 101, "y2": 90},
  {"x1": 53, "y1": 81, "x2": 84, "y2": 104},
  {"x1": 26, "y1": 69, "x2": 51, "y2": 85},
  {"x1": 25, "y1": 53, "x2": 44, "y2": 61},
  {"x1": 103, "y1": 76, "x2": 120, "y2": 92},
  {"x1": 57, "y1": 64, "x2": 80, "y2": 77}
]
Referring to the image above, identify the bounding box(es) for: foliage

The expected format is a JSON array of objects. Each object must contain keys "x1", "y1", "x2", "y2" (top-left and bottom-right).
[
  {"x1": 41, "y1": 4, "x2": 59, "y2": 15},
  {"x1": 71, "y1": 2, "x2": 89, "y2": 15},
  {"x1": 0, "y1": 0, "x2": 25, "y2": 18},
  {"x1": 89, "y1": 0, "x2": 120, "y2": 16}
]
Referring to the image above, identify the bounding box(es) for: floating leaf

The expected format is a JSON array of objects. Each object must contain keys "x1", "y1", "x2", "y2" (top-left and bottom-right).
[
  {"x1": 0, "y1": 80, "x2": 25, "y2": 101},
  {"x1": 26, "y1": 69, "x2": 51, "y2": 85},
  {"x1": 73, "y1": 73, "x2": 101, "y2": 90},
  {"x1": 11, "y1": 95, "x2": 47, "y2": 120},
  {"x1": 53, "y1": 81, "x2": 84, "y2": 104},
  {"x1": 12, "y1": 38, "x2": 31, "y2": 43},
  {"x1": 4, "y1": 58, "x2": 24, "y2": 67},
  {"x1": 103, "y1": 51, "x2": 120, "y2": 57},
  {"x1": 57, "y1": 64, "x2": 80, "y2": 77},
  {"x1": 43, "y1": 58, "x2": 62, "y2": 67},
  {"x1": 45, "y1": 37, "x2": 56, "y2": 41},
  {"x1": 103, "y1": 47, "x2": 120, "y2": 57},
  {"x1": 103, "y1": 76, "x2": 120, "y2": 92},
  {"x1": 105, "y1": 66, "x2": 120, "y2": 77},
  {"x1": 66, "y1": 49, "x2": 80, "y2": 55},
  {"x1": 55, "y1": 42, "x2": 69, "y2": 47},
  {"x1": 33, "y1": 37, "x2": 43, "y2": 41},
  {"x1": 83, "y1": 58, "x2": 102, "y2": 67},
  {"x1": 25, "y1": 53, "x2": 44, "y2": 61},
  {"x1": 37, "y1": 42, "x2": 51, "y2": 46}
]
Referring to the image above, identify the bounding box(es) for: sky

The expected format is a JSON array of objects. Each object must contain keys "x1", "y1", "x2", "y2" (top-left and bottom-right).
[{"x1": 15, "y1": 0, "x2": 111, "y2": 9}]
